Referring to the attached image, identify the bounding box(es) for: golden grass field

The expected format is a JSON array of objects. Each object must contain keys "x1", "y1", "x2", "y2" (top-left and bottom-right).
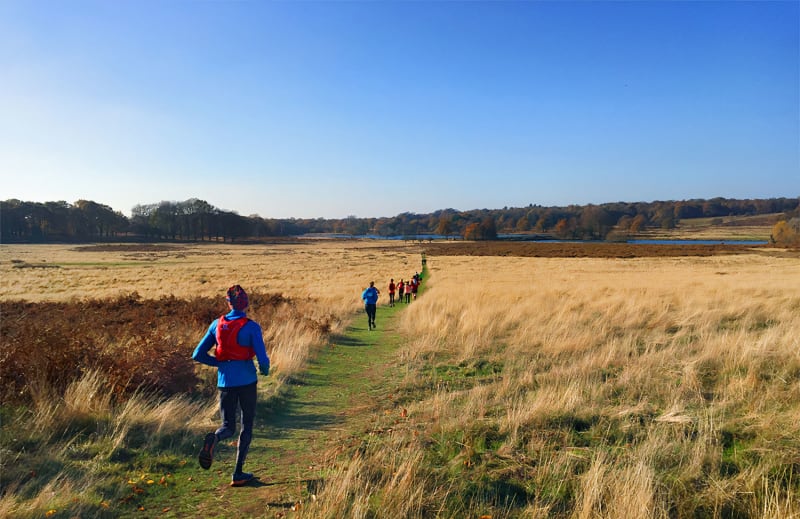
[
  {"x1": 292, "y1": 245, "x2": 800, "y2": 517},
  {"x1": 0, "y1": 242, "x2": 419, "y2": 315},
  {"x1": 638, "y1": 213, "x2": 778, "y2": 241},
  {"x1": 385, "y1": 251, "x2": 800, "y2": 517},
  {"x1": 2, "y1": 241, "x2": 799, "y2": 517},
  {"x1": 0, "y1": 241, "x2": 421, "y2": 518},
  {"x1": 0, "y1": 240, "x2": 420, "y2": 394}
]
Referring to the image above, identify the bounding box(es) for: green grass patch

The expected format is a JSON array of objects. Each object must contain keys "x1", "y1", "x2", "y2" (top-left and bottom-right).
[{"x1": 11, "y1": 262, "x2": 60, "y2": 269}]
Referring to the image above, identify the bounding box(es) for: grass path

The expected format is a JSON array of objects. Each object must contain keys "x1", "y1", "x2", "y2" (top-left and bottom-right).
[{"x1": 143, "y1": 287, "x2": 418, "y2": 518}]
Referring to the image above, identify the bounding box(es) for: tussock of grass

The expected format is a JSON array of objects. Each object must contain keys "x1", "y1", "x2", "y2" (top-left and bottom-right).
[{"x1": 0, "y1": 370, "x2": 203, "y2": 518}]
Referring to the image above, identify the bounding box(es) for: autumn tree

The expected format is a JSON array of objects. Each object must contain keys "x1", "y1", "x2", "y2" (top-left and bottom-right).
[
  {"x1": 463, "y1": 222, "x2": 479, "y2": 240},
  {"x1": 771, "y1": 218, "x2": 800, "y2": 246},
  {"x1": 462, "y1": 217, "x2": 497, "y2": 240},
  {"x1": 553, "y1": 219, "x2": 567, "y2": 237},
  {"x1": 436, "y1": 216, "x2": 454, "y2": 238}
]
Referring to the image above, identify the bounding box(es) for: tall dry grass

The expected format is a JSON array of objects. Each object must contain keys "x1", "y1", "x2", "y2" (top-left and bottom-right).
[
  {"x1": 0, "y1": 241, "x2": 418, "y2": 517},
  {"x1": 311, "y1": 252, "x2": 800, "y2": 517},
  {"x1": 1, "y1": 368, "x2": 208, "y2": 518},
  {"x1": 0, "y1": 241, "x2": 417, "y2": 320}
]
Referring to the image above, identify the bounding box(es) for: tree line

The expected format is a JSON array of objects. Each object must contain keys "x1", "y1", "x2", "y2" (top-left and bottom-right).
[{"x1": 2, "y1": 196, "x2": 798, "y2": 243}]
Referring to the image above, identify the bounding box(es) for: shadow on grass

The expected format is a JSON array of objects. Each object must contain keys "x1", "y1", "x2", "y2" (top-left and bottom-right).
[
  {"x1": 329, "y1": 332, "x2": 370, "y2": 348},
  {"x1": 247, "y1": 477, "x2": 323, "y2": 489},
  {"x1": 265, "y1": 406, "x2": 341, "y2": 438},
  {"x1": 257, "y1": 372, "x2": 344, "y2": 437}
]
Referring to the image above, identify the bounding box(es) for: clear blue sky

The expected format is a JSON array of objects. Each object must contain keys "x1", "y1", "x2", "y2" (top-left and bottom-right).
[{"x1": 1, "y1": 1, "x2": 798, "y2": 219}]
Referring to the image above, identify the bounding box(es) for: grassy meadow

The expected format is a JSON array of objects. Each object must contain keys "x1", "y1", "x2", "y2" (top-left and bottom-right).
[
  {"x1": 0, "y1": 242, "x2": 419, "y2": 518},
  {"x1": 634, "y1": 213, "x2": 780, "y2": 242},
  {"x1": 0, "y1": 241, "x2": 416, "y2": 312},
  {"x1": 0, "y1": 241, "x2": 420, "y2": 403},
  {"x1": 2, "y1": 241, "x2": 799, "y2": 517},
  {"x1": 309, "y1": 249, "x2": 800, "y2": 518}
]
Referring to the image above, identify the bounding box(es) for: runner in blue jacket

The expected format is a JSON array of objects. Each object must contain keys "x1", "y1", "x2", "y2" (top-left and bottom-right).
[
  {"x1": 361, "y1": 281, "x2": 380, "y2": 330},
  {"x1": 192, "y1": 285, "x2": 270, "y2": 487}
]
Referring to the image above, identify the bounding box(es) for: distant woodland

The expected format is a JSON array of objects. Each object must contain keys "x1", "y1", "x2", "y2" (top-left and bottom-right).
[{"x1": 2, "y1": 197, "x2": 798, "y2": 243}]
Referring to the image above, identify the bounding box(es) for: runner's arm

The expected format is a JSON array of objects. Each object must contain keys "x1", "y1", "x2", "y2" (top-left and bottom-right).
[
  {"x1": 191, "y1": 321, "x2": 220, "y2": 367},
  {"x1": 244, "y1": 321, "x2": 270, "y2": 375}
]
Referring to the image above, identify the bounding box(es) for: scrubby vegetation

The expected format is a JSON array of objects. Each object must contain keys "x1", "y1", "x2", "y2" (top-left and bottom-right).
[
  {"x1": 0, "y1": 292, "x2": 326, "y2": 406},
  {"x1": 0, "y1": 292, "x2": 332, "y2": 517}
]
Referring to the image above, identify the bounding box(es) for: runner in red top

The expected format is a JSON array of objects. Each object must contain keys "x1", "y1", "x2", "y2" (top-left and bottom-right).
[{"x1": 388, "y1": 279, "x2": 396, "y2": 307}]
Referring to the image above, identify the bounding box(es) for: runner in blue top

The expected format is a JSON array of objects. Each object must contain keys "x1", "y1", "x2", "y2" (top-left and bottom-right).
[
  {"x1": 361, "y1": 281, "x2": 380, "y2": 330},
  {"x1": 192, "y1": 285, "x2": 270, "y2": 487}
]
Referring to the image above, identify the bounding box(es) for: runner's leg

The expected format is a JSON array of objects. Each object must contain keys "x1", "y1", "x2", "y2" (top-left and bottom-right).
[
  {"x1": 216, "y1": 387, "x2": 238, "y2": 441},
  {"x1": 234, "y1": 383, "x2": 257, "y2": 475}
]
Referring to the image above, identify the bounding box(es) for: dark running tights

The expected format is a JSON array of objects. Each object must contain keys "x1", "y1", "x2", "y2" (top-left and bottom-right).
[
  {"x1": 216, "y1": 382, "x2": 257, "y2": 474},
  {"x1": 365, "y1": 303, "x2": 376, "y2": 324}
]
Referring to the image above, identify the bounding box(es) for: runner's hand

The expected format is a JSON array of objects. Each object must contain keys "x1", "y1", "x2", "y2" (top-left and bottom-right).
[{"x1": 259, "y1": 364, "x2": 270, "y2": 376}]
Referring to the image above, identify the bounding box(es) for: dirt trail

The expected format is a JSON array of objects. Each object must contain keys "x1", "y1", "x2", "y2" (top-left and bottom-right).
[{"x1": 185, "y1": 300, "x2": 407, "y2": 518}]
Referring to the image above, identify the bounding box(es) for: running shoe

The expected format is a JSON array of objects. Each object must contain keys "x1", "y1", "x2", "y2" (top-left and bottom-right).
[
  {"x1": 231, "y1": 472, "x2": 254, "y2": 487},
  {"x1": 198, "y1": 433, "x2": 217, "y2": 470}
]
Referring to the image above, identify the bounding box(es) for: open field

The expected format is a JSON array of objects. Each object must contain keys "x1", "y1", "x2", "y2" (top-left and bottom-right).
[
  {"x1": 0, "y1": 242, "x2": 422, "y2": 404},
  {"x1": 0, "y1": 241, "x2": 420, "y2": 407},
  {"x1": 338, "y1": 250, "x2": 800, "y2": 517},
  {"x1": 2, "y1": 241, "x2": 799, "y2": 517},
  {"x1": 300, "y1": 245, "x2": 800, "y2": 517},
  {"x1": 0, "y1": 241, "x2": 420, "y2": 312},
  {"x1": 419, "y1": 241, "x2": 776, "y2": 258},
  {"x1": 0, "y1": 242, "x2": 419, "y2": 518},
  {"x1": 644, "y1": 213, "x2": 783, "y2": 241}
]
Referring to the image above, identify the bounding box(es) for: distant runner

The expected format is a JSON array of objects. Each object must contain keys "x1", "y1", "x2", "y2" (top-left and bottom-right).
[
  {"x1": 361, "y1": 281, "x2": 380, "y2": 330},
  {"x1": 192, "y1": 285, "x2": 270, "y2": 487},
  {"x1": 398, "y1": 279, "x2": 405, "y2": 304},
  {"x1": 388, "y1": 278, "x2": 396, "y2": 307}
]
